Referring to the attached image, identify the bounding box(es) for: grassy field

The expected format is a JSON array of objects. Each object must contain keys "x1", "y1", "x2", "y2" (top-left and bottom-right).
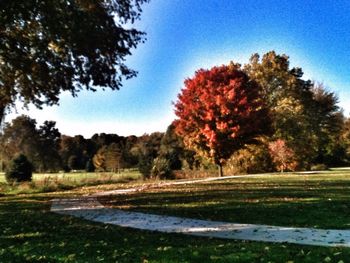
[
  {"x1": 0, "y1": 170, "x2": 142, "y2": 195},
  {"x1": 1, "y1": 170, "x2": 350, "y2": 262},
  {"x1": 101, "y1": 169, "x2": 350, "y2": 229}
]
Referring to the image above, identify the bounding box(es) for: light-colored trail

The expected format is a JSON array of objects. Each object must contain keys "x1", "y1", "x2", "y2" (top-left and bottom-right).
[{"x1": 51, "y1": 174, "x2": 350, "y2": 247}]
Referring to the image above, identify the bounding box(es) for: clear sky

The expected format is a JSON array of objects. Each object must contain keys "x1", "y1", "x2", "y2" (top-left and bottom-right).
[{"x1": 6, "y1": 0, "x2": 350, "y2": 137}]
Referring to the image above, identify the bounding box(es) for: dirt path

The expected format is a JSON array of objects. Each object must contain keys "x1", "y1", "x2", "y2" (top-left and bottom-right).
[{"x1": 50, "y1": 175, "x2": 350, "y2": 247}]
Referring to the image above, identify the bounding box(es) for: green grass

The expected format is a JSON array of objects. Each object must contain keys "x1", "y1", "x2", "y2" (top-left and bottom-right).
[
  {"x1": 2, "y1": 170, "x2": 350, "y2": 262},
  {"x1": 1, "y1": 193, "x2": 350, "y2": 262},
  {"x1": 101, "y1": 170, "x2": 350, "y2": 229},
  {"x1": 0, "y1": 170, "x2": 142, "y2": 195}
]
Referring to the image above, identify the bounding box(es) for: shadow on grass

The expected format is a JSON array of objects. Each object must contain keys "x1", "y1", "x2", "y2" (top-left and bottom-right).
[
  {"x1": 100, "y1": 178, "x2": 350, "y2": 229},
  {"x1": 2, "y1": 197, "x2": 350, "y2": 262}
]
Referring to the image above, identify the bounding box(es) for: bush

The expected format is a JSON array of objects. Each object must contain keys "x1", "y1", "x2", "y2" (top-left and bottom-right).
[
  {"x1": 310, "y1": 163, "x2": 328, "y2": 171},
  {"x1": 85, "y1": 159, "x2": 95, "y2": 172},
  {"x1": 138, "y1": 154, "x2": 153, "y2": 178},
  {"x1": 224, "y1": 142, "x2": 273, "y2": 175},
  {"x1": 269, "y1": 139, "x2": 298, "y2": 172},
  {"x1": 5, "y1": 154, "x2": 33, "y2": 183},
  {"x1": 151, "y1": 156, "x2": 174, "y2": 179}
]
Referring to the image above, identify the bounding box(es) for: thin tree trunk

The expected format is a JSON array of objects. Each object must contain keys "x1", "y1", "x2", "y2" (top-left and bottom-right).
[
  {"x1": 0, "y1": 105, "x2": 5, "y2": 127},
  {"x1": 218, "y1": 163, "x2": 223, "y2": 177}
]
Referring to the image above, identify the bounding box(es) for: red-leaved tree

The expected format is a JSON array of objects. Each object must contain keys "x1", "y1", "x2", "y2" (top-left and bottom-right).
[{"x1": 174, "y1": 64, "x2": 270, "y2": 177}]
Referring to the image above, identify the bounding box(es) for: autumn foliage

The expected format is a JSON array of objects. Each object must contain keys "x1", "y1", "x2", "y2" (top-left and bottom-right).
[
  {"x1": 174, "y1": 64, "x2": 270, "y2": 176},
  {"x1": 268, "y1": 139, "x2": 297, "y2": 172}
]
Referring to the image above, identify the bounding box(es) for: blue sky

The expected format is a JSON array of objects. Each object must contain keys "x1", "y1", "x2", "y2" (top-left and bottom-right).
[{"x1": 7, "y1": 0, "x2": 350, "y2": 137}]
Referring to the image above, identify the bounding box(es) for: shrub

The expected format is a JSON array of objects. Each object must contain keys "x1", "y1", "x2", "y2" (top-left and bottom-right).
[
  {"x1": 269, "y1": 139, "x2": 298, "y2": 172},
  {"x1": 138, "y1": 154, "x2": 153, "y2": 178},
  {"x1": 68, "y1": 155, "x2": 79, "y2": 170},
  {"x1": 85, "y1": 159, "x2": 95, "y2": 172},
  {"x1": 310, "y1": 163, "x2": 328, "y2": 171},
  {"x1": 5, "y1": 154, "x2": 33, "y2": 183},
  {"x1": 151, "y1": 156, "x2": 174, "y2": 179},
  {"x1": 224, "y1": 141, "x2": 273, "y2": 175}
]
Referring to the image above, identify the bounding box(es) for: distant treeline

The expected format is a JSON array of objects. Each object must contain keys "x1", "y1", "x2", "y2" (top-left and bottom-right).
[
  {"x1": 1, "y1": 113, "x2": 350, "y2": 179},
  {"x1": 0, "y1": 117, "x2": 194, "y2": 178}
]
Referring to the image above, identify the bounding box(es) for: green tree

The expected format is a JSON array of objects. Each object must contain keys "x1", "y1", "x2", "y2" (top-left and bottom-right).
[
  {"x1": 309, "y1": 84, "x2": 345, "y2": 166},
  {"x1": 5, "y1": 154, "x2": 33, "y2": 183},
  {"x1": 151, "y1": 156, "x2": 173, "y2": 179},
  {"x1": 59, "y1": 135, "x2": 95, "y2": 170},
  {"x1": 85, "y1": 158, "x2": 95, "y2": 172},
  {"x1": 244, "y1": 51, "x2": 316, "y2": 168},
  {"x1": 0, "y1": 115, "x2": 63, "y2": 172},
  {"x1": 341, "y1": 118, "x2": 350, "y2": 163},
  {"x1": 37, "y1": 121, "x2": 62, "y2": 171},
  {"x1": 68, "y1": 155, "x2": 79, "y2": 170},
  {"x1": 122, "y1": 135, "x2": 139, "y2": 167},
  {"x1": 105, "y1": 143, "x2": 123, "y2": 172},
  {"x1": 0, "y1": 0, "x2": 148, "y2": 123},
  {"x1": 0, "y1": 115, "x2": 41, "y2": 169},
  {"x1": 92, "y1": 143, "x2": 124, "y2": 172},
  {"x1": 244, "y1": 52, "x2": 345, "y2": 169},
  {"x1": 159, "y1": 124, "x2": 185, "y2": 170},
  {"x1": 132, "y1": 132, "x2": 163, "y2": 178}
]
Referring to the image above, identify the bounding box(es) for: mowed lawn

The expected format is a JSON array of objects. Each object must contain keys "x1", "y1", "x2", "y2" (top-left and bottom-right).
[
  {"x1": 1, "y1": 170, "x2": 350, "y2": 262},
  {"x1": 101, "y1": 169, "x2": 350, "y2": 230}
]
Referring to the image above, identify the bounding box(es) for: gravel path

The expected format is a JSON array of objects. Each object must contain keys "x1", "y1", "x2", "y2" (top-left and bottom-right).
[{"x1": 50, "y1": 175, "x2": 350, "y2": 247}]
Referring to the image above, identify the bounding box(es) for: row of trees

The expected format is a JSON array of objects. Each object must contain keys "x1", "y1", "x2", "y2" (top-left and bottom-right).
[
  {"x1": 0, "y1": 114, "x2": 196, "y2": 178},
  {"x1": 0, "y1": 116, "x2": 162, "y2": 175},
  {"x1": 1, "y1": 51, "x2": 349, "y2": 178}
]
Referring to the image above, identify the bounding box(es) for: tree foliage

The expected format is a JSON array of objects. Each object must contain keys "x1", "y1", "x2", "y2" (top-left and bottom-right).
[
  {"x1": 268, "y1": 139, "x2": 297, "y2": 172},
  {"x1": 132, "y1": 132, "x2": 163, "y2": 178},
  {"x1": 174, "y1": 64, "x2": 270, "y2": 176},
  {"x1": 0, "y1": 115, "x2": 61, "y2": 171},
  {"x1": 310, "y1": 84, "x2": 345, "y2": 165},
  {"x1": 0, "y1": 0, "x2": 148, "y2": 122},
  {"x1": 225, "y1": 137, "x2": 273, "y2": 175},
  {"x1": 0, "y1": 115, "x2": 39, "y2": 166},
  {"x1": 92, "y1": 143, "x2": 123, "y2": 172},
  {"x1": 0, "y1": 116, "x2": 62, "y2": 172},
  {"x1": 151, "y1": 156, "x2": 173, "y2": 179},
  {"x1": 5, "y1": 154, "x2": 33, "y2": 183},
  {"x1": 244, "y1": 51, "x2": 344, "y2": 169},
  {"x1": 37, "y1": 121, "x2": 62, "y2": 171},
  {"x1": 59, "y1": 135, "x2": 96, "y2": 171}
]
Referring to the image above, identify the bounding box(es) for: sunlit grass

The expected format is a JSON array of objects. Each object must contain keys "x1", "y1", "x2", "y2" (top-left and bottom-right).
[
  {"x1": 0, "y1": 170, "x2": 142, "y2": 195},
  {"x1": 0, "y1": 173, "x2": 4, "y2": 183}
]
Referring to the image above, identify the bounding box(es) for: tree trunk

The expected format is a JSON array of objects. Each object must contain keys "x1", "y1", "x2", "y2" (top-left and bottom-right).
[
  {"x1": 0, "y1": 105, "x2": 5, "y2": 127},
  {"x1": 218, "y1": 163, "x2": 223, "y2": 177}
]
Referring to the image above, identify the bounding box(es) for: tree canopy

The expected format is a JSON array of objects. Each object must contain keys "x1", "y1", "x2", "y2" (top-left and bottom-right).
[
  {"x1": 243, "y1": 51, "x2": 345, "y2": 168},
  {"x1": 174, "y1": 64, "x2": 270, "y2": 176},
  {"x1": 0, "y1": 115, "x2": 61, "y2": 171},
  {"x1": 0, "y1": 0, "x2": 148, "y2": 122}
]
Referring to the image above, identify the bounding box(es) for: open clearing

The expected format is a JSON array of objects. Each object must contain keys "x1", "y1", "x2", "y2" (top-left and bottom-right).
[{"x1": 3, "y1": 170, "x2": 350, "y2": 262}]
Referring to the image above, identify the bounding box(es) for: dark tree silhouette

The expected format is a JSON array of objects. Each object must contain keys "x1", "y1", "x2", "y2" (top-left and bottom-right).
[{"x1": 0, "y1": 0, "x2": 148, "y2": 123}]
